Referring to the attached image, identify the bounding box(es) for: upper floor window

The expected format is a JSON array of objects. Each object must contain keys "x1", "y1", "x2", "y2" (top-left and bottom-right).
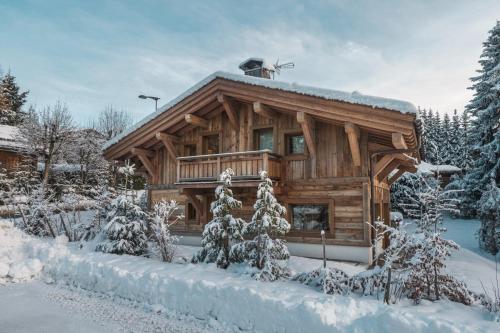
[
  {"x1": 254, "y1": 128, "x2": 273, "y2": 151},
  {"x1": 203, "y1": 134, "x2": 219, "y2": 154},
  {"x1": 286, "y1": 134, "x2": 305, "y2": 155}
]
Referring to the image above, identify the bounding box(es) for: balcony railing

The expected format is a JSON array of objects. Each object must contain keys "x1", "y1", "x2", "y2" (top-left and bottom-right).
[{"x1": 176, "y1": 150, "x2": 281, "y2": 183}]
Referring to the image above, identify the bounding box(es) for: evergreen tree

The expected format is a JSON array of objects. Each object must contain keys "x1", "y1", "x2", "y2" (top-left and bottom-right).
[
  {"x1": 477, "y1": 179, "x2": 500, "y2": 255},
  {"x1": 231, "y1": 171, "x2": 291, "y2": 281},
  {"x1": 463, "y1": 21, "x2": 500, "y2": 228},
  {"x1": 441, "y1": 113, "x2": 453, "y2": 165},
  {"x1": 193, "y1": 169, "x2": 245, "y2": 268},
  {"x1": 95, "y1": 195, "x2": 148, "y2": 255},
  {"x1": 0, "y1": 71, "x2": 29, "y2": 125},
  {"x1": 450, "y1": 110, "x2": 462, "y2": 167},
  {"x1": 460, "y1": 111, "x2": 473, "y2": 171}
]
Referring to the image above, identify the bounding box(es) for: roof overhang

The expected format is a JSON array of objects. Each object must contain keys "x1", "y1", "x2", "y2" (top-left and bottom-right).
[{"x1": 103, "y1": 72, "x2": 418, "y2": 161}]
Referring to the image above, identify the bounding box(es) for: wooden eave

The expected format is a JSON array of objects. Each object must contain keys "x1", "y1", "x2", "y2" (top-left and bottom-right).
[{"x1": 103, "y1": 77, "x2": 418, "y2": 161}]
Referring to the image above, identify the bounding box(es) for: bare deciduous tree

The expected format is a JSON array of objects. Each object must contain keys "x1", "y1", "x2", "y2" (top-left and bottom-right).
[
  {"x1": 97, "y1": 105, "x2": 132, "y2": 140},
  {"x1": 19, "y1": 102, "x2": 74, "y2": 187}
]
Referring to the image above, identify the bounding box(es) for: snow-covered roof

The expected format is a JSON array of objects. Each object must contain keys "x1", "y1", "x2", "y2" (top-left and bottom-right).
[
  {"x1": 417, "y1": 161, "x2": 462, "y2": 175},
  {"x1": 0, "y1": 125, "x2": 25, "y2": 151},
  {"x1": 103, "y1": 71, "x2": 417, "y2": 150},
  {"x1": 37, "y1": 162, "x2": 84, "y2": 173}
]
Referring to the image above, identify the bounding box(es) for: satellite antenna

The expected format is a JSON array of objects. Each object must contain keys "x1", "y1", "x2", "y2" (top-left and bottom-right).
[{"x1": 270, "y1": 58, "x2": 294, "y2": 79}]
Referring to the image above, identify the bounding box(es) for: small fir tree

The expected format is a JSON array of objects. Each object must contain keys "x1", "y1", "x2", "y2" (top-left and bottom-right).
[
  {"x1": 193, "y1": 169, "x2": 245, "y2": 268},
  {"x1": 95, "y1": 195, "x2": 148, "y2": 255},
  {"x1": 231, "y1": 171, "x2": 291, "y2": 281}
]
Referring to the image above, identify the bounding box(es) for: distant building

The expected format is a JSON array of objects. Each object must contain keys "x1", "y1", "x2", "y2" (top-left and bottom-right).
[
  {"x1": 0, "y1": 125, "x2": 28, "y2": 172},
  {"x1": 417, "y1": 161, "x2": 462, "y2": 186}
]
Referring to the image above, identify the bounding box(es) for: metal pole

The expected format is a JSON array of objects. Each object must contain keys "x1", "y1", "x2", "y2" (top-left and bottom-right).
[{"x1": 321, "y1": 230, "x2": 326, "y2": 268}]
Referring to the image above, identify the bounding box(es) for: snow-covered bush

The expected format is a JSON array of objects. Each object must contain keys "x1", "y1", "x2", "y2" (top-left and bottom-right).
[
  {"x1": 22, "y1": 187, "x2": 56, "y2": 237},
  {"x1": 231, "y1": 171, "x2": 291, "y2": 281},
  {"x1": 95, "y1": 195, "x2": 148, "y2": 256},
  {"x1": 150, "y1": 200, "x2": 183, "y2": 262},
  {"x1": 477, "y1": 180, "x2": 500, "y2": 255},
  {"x1": 193, "y1": 169, "x2": 245, "y2": 268},
  {"x1": 293, "y1": 266, "x2": 350, "y2": 295}
]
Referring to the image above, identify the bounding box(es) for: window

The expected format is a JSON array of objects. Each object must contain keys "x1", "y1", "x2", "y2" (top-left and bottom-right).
[
  {"x1": 291, "y1": 204, "x2": 329, "y2": 231},
  {"x1": 254, "y1": 128, "x2": 273, "y2": 151},
  {"x1": 187, "y1": 203, "x2": 197, "y2": 221},
  {"x1": 184, "y1": 144, "x2": 197, "y2": 156},
  {"x1": 286, "y1": 134, "x2": 305, "y2": 155},
  {"x1": 203, "y1": 134, "x2": 219, "y2": 154}
]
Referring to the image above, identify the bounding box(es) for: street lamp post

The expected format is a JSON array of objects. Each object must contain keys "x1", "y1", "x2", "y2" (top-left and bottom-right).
[{"x1": 138, "y1": 94, "x2": 160, "y2": 111}]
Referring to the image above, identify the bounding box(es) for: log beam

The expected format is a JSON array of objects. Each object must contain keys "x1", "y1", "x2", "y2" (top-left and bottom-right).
[
  {"x1": 392, "y1": 132, "x2": 408, "y2": 150},
  {"x1": 155, "y1": 132, "x2": 178, "y2": 160},
  {"x1": 374, "y1": 155, "x2": 396, "y2": 179},
  {"x1": 377, "y1": 159, "x2": 402, "y2": 182},
  {"x1": 253, "y1": 101, "x2": 276, "y2": 119},
  {"x1": 217, "y1": 93, "x2": 239, "y2": 131},
  {"x1": 185, "y1": 114, "x2": 209, "y2": 129},
  {"x1": 387, "y1": 165, "x2": 418, "y2": 185},
  {"x1": 297, "y1": 111, "x2": 317, "y2": 177},
  {"x1": 130, "y1": 148, "x2": 156, "y2": 180},
  {"x1": 344, "y1": 122, "x2": 361, "y2": 167}
]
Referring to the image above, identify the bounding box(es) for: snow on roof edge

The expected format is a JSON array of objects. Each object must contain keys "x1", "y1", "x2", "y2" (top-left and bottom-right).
[{"x1": 103, "y1": 71, "x2": 417, "y2": 151}]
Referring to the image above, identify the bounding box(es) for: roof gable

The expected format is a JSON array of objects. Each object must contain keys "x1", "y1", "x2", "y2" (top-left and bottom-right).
[{"x1": 103, "y1": 71, "x2": 416, "y2": 151}]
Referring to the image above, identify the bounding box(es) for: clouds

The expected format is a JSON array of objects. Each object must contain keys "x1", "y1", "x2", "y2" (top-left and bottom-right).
[{"x1": 0, "y1": 0, "x2": 498, "y2": 123}]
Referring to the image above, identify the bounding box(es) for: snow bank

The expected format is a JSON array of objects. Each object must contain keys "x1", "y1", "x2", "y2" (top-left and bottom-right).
[{"x1": 1, "y1": 220, "x2": 498, "y2": 332}]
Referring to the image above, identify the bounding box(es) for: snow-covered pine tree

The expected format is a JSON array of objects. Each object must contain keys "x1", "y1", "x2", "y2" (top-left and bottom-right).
[
  {"x1": 0, "y1": 71, "x2": 29, "y2": 126},
  {"x1": 149, "y1": 200, "x2": 183, "y2": 262},
  {"x1": 462, "y1": 21, "x2": 500, "y2": 238},
  {"x1": 477, "y1": 179, "x2": 500, "y2": 255},
  {"x1": 192, "y1": 168, "x2": 245, "y2": 268},
  {"x1": 460, "y1": 110, "x2": 473, "y2": 171},
  {"x1": 95, "y1": 194, "x2": 148, "y2": 255},
  {"x1": 423, "y1": 109, "x2": 440, "y2": 164},
  {"x1": 231, "y1": 171, "x2": 291, "y2": 281},
  {"x1": 390, "y1": 171, "x2": 421, "y2": 216},
  {"x1": 441, "y1": 113, "x2": 453, "y2": 165},
  {"x1": 450, "y1": 110, "x2": 462, "y2": 168}
]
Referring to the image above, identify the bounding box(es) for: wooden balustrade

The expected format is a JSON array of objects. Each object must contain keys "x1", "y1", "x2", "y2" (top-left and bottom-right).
[{"x1": 176, "y1": 150, "x2": 281, "y2": 182}]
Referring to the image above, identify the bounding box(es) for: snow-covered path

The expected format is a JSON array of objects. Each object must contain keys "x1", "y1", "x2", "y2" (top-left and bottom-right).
[{"x1": 0, "y1": 281, "x2": 218, "y2": 333}]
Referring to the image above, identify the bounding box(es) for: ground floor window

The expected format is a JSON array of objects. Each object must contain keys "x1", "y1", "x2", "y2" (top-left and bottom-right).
[{"x1": 290, "y1": 204, "x2": 329, "y2": 231}]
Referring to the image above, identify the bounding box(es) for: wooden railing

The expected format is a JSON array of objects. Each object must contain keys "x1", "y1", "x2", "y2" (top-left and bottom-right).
[{"x1": 176, "y1": 150, "x2": 282, "y2": 182}]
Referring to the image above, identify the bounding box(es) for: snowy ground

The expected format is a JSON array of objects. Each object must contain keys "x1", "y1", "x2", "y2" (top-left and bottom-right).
[{"x1": 1, "y1": 218, "x2": 499, "y2": 332}]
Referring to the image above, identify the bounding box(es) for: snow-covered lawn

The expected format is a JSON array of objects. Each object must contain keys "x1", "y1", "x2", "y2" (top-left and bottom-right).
[{"x1": 1, "y1": 218, "x2": 499, "y2": 333}]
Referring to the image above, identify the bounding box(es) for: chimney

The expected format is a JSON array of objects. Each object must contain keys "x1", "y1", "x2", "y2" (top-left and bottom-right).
[{"x1": 238, "y1": 58, "x2": 272, "y2": 79}]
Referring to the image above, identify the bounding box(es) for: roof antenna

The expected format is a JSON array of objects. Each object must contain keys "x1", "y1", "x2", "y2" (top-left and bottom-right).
[{"x1": 270, "y1": 58, "x2": 294, "y2": 79}]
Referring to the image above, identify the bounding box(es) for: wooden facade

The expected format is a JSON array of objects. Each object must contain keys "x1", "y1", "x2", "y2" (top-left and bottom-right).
[{"x1": 103, "y1": 73, "x2": 419, "y2": 262}]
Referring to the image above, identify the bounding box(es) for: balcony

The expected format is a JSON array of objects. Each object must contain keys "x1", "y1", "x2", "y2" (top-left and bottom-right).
[{"x1": 176, "y1": 150, "x2": 282, "y2": 185}]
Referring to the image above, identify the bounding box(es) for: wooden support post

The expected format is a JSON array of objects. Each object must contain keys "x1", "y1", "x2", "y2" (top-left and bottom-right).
[
  {"x1": 185, "y1": 114, "x2": 209, "y2": 129},
  {"x1": 155, "y1": 132, "x2": 179, "y2": 160},
  {"x1": 131, "y1": 148, "x2": 156, "y2": 182},
  {"x1": 253, "y1": 101, "x2": 276, "y2": 118},
  {"x1": 377, "y1": 159, "x2": 402, "y2": 182},
  {"x1": 183, "y1": 190, "x2": 204, "y2": 222},
  {"x1": 297, "y1": 111, "x2": 317, "y2": 178},
  {"x1": 217, "y1": 93, "x2": 239, "y2": 131},
  {"x1": 344, "y1": 122, "x2": 361, "y2": 167},
  {"x1": 262, "y1": 151, "x2": 269, "y2": 172},
  {"x1": 392, "y1": 132, "x2": 408, "y2": 150},
  {"x1": 362, "y1": 182, "x2": 371, "y2": 245}
]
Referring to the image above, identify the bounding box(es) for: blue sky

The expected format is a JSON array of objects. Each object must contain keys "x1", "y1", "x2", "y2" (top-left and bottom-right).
[{"x1": 1, "y1": 0, "x2": 499, "y2": 124}]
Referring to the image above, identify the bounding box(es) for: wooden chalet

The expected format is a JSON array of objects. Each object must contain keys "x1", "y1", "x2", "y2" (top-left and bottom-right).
[
  {"x1": 0, "y1": 125, "x2": 28, "y2": 172},
  {"x1": 103, "y1": 59, "x2": 420, "y2": 263}
]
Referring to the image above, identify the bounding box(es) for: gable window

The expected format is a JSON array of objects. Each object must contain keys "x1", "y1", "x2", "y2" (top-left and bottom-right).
[
  {"x1": 203, "y1": 134, "x2": 219, "y2": 154},
  {"x1": 291, "y1": 204, "x2": 329, "y2": 231},
  {"x1": 286, "y1": 133, "x2": 305, "y2": 155},
  {"x1": 254, "y1": 128, "x2": 273, "y2": 151}
]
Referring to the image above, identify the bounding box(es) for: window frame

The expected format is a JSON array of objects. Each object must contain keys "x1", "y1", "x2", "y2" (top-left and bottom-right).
[
  {"x1": 251, "y1": 125, "x2": 277, "y2": 152},
  {"x1": 285, "y1": 132, "x2": 307, "y2": 156},
  {"x1": 201, "y1": 132, "x2": 221, "y2": 155},
  {"x1": 285, "y1": 198, "x2": 334, "y2": 236}
]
